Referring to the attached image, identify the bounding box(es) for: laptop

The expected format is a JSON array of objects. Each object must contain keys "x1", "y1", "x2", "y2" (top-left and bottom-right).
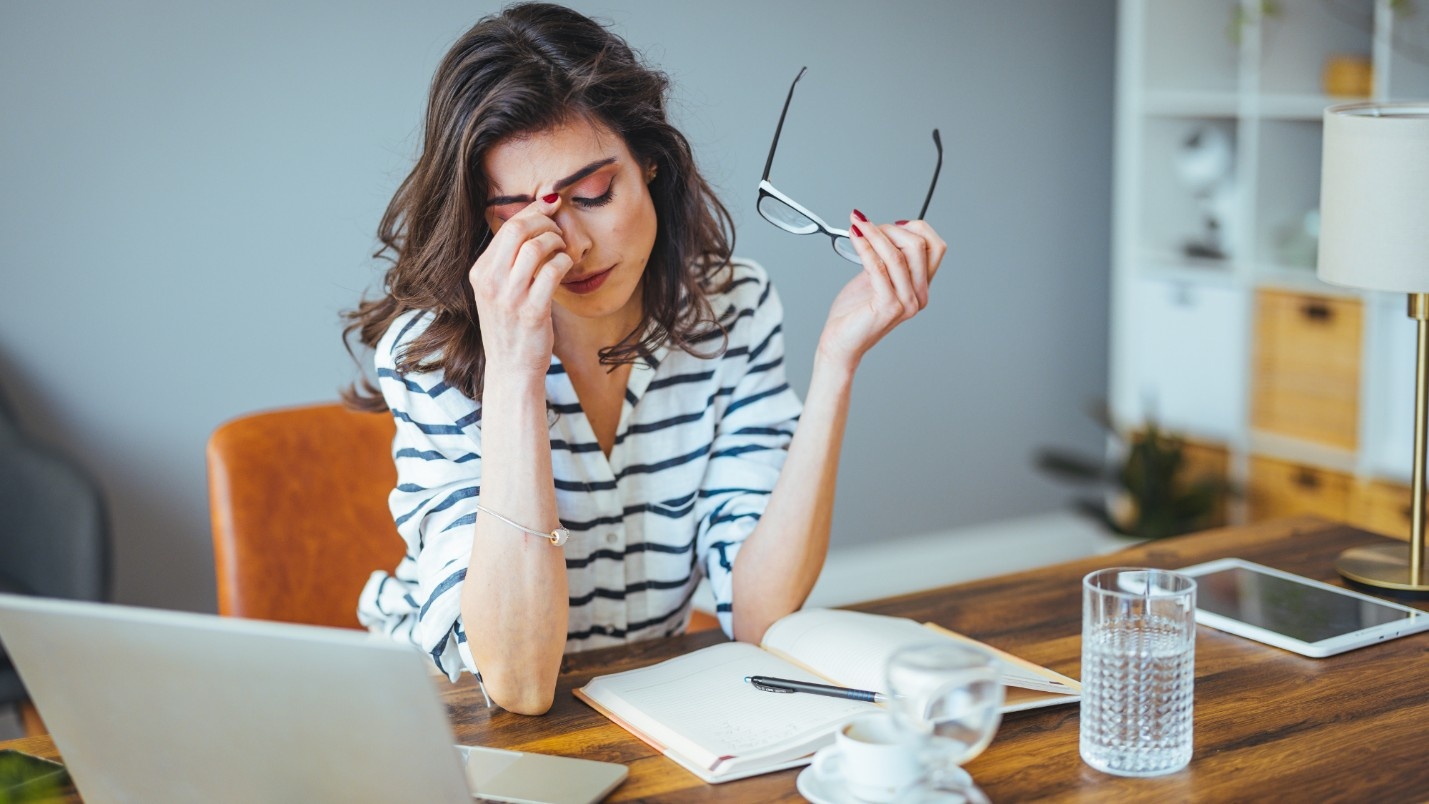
[{"x1": 0, "y1": 593, "x2": 627, "y2": 803}]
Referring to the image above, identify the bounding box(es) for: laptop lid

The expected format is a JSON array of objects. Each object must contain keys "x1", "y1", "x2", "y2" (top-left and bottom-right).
[{"x1": 0, "y1": 594, "x2": 625, "y2": 804}]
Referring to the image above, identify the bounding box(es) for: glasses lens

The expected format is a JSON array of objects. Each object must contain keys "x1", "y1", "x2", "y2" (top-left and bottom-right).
[
  {"x1": 833, "y1": 236, "x2": 860, "y2": 263},
  {"x1": 759, "y1": 195, "x2": 819, "y2": 235}
]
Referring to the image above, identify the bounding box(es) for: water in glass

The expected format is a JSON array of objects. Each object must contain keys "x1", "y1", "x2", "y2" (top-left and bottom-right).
[{"x1": 1080, "y1": 568, "x2": 1196, "y2": 777}]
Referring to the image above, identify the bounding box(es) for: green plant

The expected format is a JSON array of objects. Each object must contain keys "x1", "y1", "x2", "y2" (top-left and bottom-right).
[{"x1": 1037, "y1": 407, "x2": 1236, "y2": 540}]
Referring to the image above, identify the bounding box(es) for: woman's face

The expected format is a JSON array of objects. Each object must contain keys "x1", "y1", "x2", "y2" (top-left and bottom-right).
[{"x1": 482, "y1": 118, "x2": 658, "y2": 330}]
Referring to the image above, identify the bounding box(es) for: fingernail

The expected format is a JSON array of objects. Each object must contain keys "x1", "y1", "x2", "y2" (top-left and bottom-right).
[
  {"x1": 852, "y1": 209, "x2": 868, "y2": 223},
  {"x1": 542, "y1": 193, "x2": 560, "y2": 204},
  {"x1": 851, "y1": 224, "x2": 863, "y2": 238},
  {"x1": 895, "y1": 220, "x2": 910, "y2": 226}
]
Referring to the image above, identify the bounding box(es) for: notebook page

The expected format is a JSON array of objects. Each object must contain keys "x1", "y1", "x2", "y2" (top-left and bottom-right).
[
  {"x1": 762, "y1": 609, "x2": 1079, "y2": 695},
  {"x1": 924, "y1": 624, "x2": 1080, "y2": 693},
  {"x1": 761, "y1": 608, "x2": 941, "y2": 693},
  {"x1": 580, "y1": 641, "x2": 875, "y2": 771}
]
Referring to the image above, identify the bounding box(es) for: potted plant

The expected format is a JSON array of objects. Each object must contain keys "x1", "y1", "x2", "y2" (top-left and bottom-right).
[{"x1": 1037, "y1": 405, "x2": 1235, "y2": 540}]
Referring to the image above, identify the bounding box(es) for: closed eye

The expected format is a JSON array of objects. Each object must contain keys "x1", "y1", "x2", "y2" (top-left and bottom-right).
[{"x1": 572, "y1": 178, "x2": 615, "y2": 209}]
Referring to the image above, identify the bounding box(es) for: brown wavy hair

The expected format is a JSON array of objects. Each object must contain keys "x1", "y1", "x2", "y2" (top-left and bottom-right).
[{"x1": 343, "y1": 2, "x2": 735, "y2": 410}]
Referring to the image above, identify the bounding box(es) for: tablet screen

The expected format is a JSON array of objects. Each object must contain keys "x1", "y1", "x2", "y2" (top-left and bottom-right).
[{"x1": 1196, "y1": 566, "x2": 1415, "y2": 643}]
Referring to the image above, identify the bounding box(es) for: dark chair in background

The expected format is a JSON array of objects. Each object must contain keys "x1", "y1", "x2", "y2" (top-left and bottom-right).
[{"x1": 0, "y1": 387, "x2": 111, "y2": 735}]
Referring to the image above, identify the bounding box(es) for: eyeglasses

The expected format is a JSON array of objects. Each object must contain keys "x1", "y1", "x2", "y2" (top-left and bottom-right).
[{"x1": 758, "y1": 66, "x2": 942, "y2": 263}]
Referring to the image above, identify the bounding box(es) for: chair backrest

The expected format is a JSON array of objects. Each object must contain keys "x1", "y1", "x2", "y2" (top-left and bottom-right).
[
  {"x1": 207, "y1": 403, "x2": 401, "y2": 629},
  {"x1": 0, "y1": 385, "x2": 110, "y2": 717}
]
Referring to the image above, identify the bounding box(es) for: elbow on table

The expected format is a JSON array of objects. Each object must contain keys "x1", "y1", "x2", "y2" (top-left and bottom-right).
[
  {"x1": 487, "y1": 678, "x2": 557, "y2": 716},
  {"x1": 465, "y1": 623, "x2": 564, "y2": 715},
  {"x1": 731, "y1": 606, "x2": 785, "y2": 645}
]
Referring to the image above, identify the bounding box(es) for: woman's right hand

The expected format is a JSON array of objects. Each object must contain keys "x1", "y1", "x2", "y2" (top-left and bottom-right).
[{"x1": 469, "y1": 194, "x2": 574, "y2": 379}]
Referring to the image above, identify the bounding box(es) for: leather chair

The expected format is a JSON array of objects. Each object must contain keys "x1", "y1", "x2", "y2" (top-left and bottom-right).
[
  {"x1": 208, "y1": 403, "x2": 402, "y2": 628},
  {"x1": 206, "y1": 402, "x2": 718, "y2": 633}
]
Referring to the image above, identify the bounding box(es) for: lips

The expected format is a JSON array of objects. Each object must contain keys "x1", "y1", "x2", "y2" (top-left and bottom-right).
[{"x1": 561, "y1": 265, "x2": 614, "y2": 295}]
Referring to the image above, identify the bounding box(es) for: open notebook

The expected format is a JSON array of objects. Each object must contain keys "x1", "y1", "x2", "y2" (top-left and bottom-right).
[{"x1": 575, "y1": 608, "x2": 1080, "y2": 782}]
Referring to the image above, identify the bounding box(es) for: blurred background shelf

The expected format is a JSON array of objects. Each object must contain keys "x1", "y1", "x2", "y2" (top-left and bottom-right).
[
  {"x1": 1143, "y1": 90, "x2": 1243, "y2": 117},
  {"x1": 1111, "y1": 0, "x2": 1429, "y2": 541}
]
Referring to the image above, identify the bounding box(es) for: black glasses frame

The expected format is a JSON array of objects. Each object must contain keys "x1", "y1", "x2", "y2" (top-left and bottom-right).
[{"x1": 758, "y1": 66, "x2": 943, "y2": 263}]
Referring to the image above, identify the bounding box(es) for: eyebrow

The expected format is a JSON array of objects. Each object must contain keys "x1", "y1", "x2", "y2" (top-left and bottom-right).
[{"x1": 484, "y1": 157, "x2": 619, "y2": 207}]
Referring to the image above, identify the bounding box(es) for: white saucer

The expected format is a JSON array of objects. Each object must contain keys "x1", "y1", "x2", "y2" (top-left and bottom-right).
[
  {"x1": 795, "y1": 748, "x2": 976, "y2": 804},
  {"x1": 795, "y1": 754, "x2": 858, "y2": 804}
]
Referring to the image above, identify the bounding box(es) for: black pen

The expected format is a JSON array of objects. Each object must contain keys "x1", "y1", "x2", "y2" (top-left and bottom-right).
[{"x1": 744, "y1": 675, "x2": 889, "y2": 703}]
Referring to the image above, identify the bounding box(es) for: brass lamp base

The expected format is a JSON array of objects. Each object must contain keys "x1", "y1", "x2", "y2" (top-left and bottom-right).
[
  {"x1": 1336, "y1": 294, "x2": 1429, "y2": 597},
  {"x1": 1337, "y1": 543, "x2": 1429, "y2": 595}
]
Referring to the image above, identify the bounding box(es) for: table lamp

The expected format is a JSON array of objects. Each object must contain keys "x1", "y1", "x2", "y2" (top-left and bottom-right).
[{"x1": 1318, "y1": 101, "x2": 1429, "y2": 594}]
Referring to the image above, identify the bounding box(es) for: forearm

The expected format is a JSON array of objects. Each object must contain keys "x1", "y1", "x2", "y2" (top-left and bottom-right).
[
  {"x1": 731, "y1": 355, "x2": 855, "y2": 643},
  {"x1": 461, "y1": 372, "x2": 569, "y2": 715},
  {"x1": 721, "y1": 212, "x2": 946, "y2": 642}
]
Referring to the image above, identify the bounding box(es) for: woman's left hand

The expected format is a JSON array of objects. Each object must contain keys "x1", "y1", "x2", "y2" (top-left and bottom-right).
[{"x1": 816, "y1": 211, "x2": 947, "y2": 370}]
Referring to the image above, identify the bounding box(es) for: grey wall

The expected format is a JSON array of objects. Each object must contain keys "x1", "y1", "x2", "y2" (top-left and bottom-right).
[{"x1": 0, "y1": 1, "x2": 1115, "y2": 612}]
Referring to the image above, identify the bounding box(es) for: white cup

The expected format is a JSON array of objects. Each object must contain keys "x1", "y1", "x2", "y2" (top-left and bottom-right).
[{"x1": 813, "y1": 712, "x2": 922, "y2": 803}]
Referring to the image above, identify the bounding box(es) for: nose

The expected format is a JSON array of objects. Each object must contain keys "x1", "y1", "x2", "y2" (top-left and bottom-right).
[{"x1": 552, "y1": 207, "x2": 593, "y2": 267}]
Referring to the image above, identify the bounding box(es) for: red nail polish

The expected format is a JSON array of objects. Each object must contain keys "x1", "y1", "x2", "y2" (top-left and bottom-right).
[
  {"x1": 853, "y1": 209, "x2": 868, "y2": 222},
  {"x1": 895, "y1": 220, "x2": 910, "y2": 226},
  {"x1": 851, "y1": 224, "x2": 863, "y2": 238},
  {"x1": 542, "y1": 193, "x2": 560, "y2": 204}
]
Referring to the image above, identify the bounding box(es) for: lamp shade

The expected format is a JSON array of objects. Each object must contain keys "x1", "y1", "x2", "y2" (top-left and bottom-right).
[{"x1": 1317, "y1": 102, "x2": 1429, "y2": 293}]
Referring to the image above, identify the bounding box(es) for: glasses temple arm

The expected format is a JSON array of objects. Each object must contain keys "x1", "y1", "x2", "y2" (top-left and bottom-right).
[
  {"x1": 917, "y1": 128, "x2": 943, "y2": 221},
  {"x1": 762, "y1": 66, "x2": 807, "y2": 182}
]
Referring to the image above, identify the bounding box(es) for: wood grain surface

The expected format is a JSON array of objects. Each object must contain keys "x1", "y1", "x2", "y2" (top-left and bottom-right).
[{"x1": 8, "y1": 517, "x2": 1428, "y2": 801}]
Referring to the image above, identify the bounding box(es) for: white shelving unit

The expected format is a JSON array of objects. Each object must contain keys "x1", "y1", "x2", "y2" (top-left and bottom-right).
[{"x1": 1110, "y1": 0, "x2": 1429, "y2": 525}]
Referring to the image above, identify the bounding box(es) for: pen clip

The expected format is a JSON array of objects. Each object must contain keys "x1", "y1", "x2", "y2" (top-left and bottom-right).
[{"x1": 750, "y1": 679, "x2": 793, "y2": 693}]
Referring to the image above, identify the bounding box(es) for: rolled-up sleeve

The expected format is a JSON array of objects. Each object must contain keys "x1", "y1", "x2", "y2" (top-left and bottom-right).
[
  {"x1": 356, "y1": 311, "x2": 484, "y2": 681},
  {"x1": 693, "y1": 271, "x2": 803, "y2": 637}
]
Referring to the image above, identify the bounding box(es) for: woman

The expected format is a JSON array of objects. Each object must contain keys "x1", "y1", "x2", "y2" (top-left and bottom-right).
[{"x1": 346, "y1": 2, "x2": 945, "y2": 715}]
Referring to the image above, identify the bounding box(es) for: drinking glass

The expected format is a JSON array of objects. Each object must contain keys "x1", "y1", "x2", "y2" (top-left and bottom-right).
[
  {"x1": 1080, "y1": 567, "x2": 1197, "y2": 777},
  {"x1": 885, "y1": 642, "x2": 1003, "y2": 803}
]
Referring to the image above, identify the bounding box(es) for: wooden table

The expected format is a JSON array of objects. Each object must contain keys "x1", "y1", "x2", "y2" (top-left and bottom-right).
[{"x1": 8, "y1": 516, "x2": 1429, "y2": 801}]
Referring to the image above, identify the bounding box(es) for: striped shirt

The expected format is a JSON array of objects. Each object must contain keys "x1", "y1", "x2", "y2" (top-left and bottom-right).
[{"x1": 357, "y1": 259, "x2": 803, "y2": 681}]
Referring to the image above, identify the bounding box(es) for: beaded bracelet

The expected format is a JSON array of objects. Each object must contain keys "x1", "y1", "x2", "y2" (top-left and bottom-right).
[{"x1": 473, "y1": 503, "x2": 570, "y2": 547}]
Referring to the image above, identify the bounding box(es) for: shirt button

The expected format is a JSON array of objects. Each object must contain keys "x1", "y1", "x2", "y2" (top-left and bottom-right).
[{"x1": 605, "y1": 532, "x2": 620, "y2": 545}]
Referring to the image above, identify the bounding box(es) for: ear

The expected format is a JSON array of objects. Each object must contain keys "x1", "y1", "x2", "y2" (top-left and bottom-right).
[{"x1": 644, "y1": 162, "x2": 659, "y2": 184}]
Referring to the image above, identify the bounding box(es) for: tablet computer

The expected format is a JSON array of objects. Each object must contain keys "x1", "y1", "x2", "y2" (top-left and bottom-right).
[{"x1": 1177, "y1": 558, "x2": 1429, "y2": 657}]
